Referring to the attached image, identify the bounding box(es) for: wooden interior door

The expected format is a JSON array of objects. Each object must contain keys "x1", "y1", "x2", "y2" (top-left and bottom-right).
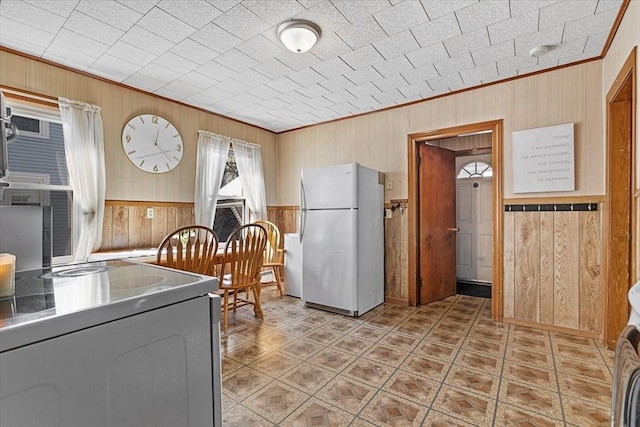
[{"x1": 418, "y1": 144, "x2": 457, "y2": 304}]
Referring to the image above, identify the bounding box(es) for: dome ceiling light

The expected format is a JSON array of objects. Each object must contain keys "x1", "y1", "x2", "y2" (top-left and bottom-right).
[{"x1": 277, "y1": 19, "x2": 321, "y2": 53}]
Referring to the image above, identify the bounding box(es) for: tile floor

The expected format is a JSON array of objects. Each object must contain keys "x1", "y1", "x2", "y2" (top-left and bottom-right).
[{"x1": 220, "y1": 289, "x2": 615, "y2": 426}]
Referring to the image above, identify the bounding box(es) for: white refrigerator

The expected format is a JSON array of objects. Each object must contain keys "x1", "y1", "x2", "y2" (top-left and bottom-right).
[{"x1": 300, "y1": 163, "x2": 384, "y2": 316}]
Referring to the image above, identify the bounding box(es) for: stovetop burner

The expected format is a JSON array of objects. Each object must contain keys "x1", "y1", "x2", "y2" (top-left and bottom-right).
[{"x1": 40, "y1": 265, "x2": 113, "y2": 279}]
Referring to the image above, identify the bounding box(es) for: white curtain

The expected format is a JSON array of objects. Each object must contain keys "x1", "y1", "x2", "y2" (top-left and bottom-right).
[
  {"x1": 58, "y1": 97, "x2": 105, "y2": 263},
  {"x1": 194, "y1": 131, "x2": 230, "y2": 229},
  {"x1": 232, "y1": 139, "x2": 267, "y2": 221}
]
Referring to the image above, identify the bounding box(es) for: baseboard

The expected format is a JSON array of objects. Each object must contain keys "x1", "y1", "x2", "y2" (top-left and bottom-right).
[
  {"x1": 384, "y1": 296, "x2": 409, "y2": 306},
  {"x1": 502, "y1": 317, "x2": 600, "y2": 339}
]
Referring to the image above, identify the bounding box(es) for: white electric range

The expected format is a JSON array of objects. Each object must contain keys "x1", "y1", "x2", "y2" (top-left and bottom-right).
[{"x1": 0, "y1": 259, "x2": 222, "y2": 427}]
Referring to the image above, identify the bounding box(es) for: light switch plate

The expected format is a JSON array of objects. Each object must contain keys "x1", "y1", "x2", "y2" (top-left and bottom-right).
[
  {"x1": 386, "y1": 179, "x2": 393, "y2": 190},
  {"x1": 146, "y1": 208, "x2": 154, "y2": 219}
]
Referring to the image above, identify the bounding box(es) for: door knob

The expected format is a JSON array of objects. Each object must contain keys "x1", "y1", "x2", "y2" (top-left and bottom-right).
[{"x1": 447, "y1": 227, "x2": 460, "y2": 232}]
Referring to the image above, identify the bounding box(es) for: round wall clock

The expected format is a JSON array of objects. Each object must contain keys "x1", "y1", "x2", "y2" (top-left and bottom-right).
[{"x1": 122, "y1": 114, "x2": 183, "y2": 173}]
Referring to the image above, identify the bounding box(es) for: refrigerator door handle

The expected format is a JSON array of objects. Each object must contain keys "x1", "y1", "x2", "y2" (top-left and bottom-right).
[{"x1": 300, "y1": 180, "x2": 306, "y2": 243}]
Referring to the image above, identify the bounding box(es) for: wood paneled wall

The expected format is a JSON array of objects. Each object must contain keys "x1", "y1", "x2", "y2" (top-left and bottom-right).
[
  {"x1": 267, "y1": 206, "x2": 300, "y2": 237},
  {"x1": 503, "y1": 207, "x2": 602, "y2": 335}
]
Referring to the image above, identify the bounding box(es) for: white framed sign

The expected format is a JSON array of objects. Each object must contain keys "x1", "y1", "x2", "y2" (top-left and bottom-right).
[{"x1": 512, "y1": 123, "x2": 575, "y2": 193}]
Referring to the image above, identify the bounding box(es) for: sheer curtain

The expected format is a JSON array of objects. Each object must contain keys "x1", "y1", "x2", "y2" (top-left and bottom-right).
[
  {"x1": 194, "y1": 131, "x2": 230, "y2": 229},
  {"x1": 232, "y1": 139, "x2": 267, "y2": 221},
  {"x1": 58, "y1": 97, "x2": 105, "y2": 263}
]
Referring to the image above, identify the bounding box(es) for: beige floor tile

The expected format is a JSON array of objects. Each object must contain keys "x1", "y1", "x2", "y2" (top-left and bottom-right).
[
  {"x1": 462, "y1": 336, "x2": 506, "y2": 357},
  {"x1": 422, "y1": 409, "x2": 476, "y2": 426},
  {"x1": 362, "y1": 343, "x2": 410, "y2": 368},
  {"x1": 248, "y1": 351, "x2": 304, "y2": 378},
  {"x1": 399, "y1": 353, "x2": 450, "y2": 381},
  {"x1": 223, "y1": 340, "x2": 274, "y2": 364},
  {"x1": 280, "y1": 338, "x2": 325, "y2": 359},
  {"x1": 277, "y1": 322, "x2": 316, "y2": 337},
  {"x1": 432, "y1": 385, "x2": 497, "y2": 426},
  {"x1": 365, "y1": 313, "x2": 404, "y2": 330},
  {"x1": 241, "y1": 380, "x2": 310, "y2": 424},
  {"x1": 557, "y1": 373, "x2": 612, "y2": 406},
  {"x1": 429, "y1": 327, "x2": 467, "y2": 346},
  {"x1": 343, "y1": 358, "x2": 395, "y2": 387},
  {"x1": 350, "y1": 417, "x2": 378, "y2": 426},
  {"x1": 324, "y1": 318, "x2": 361, "y2": 334},
  {"x1": 550, "y1": 332, "x2": 598, "y2": 348},
  {"x1": 307, "y1": 347, "x2": 357, "y2": 372},
  {"x1": 498, "y1": 379, "x2": 563, "y2": 419},
  {"x1": 454, "y1": 349, "x2": 502, "y2": 375},
  {"x1": 413, "y1": 340, "x2": 458, "y2": 362},
  {"x1": 467, "y1": 325, "x2": 508, "y2": 343},
  {"x1": 299, "y1": 311, "x2": 335, "y2": 327},
  {"x1": 554, "y1": 341, "x2": 607, "y2": 365},
  {"x1": 502, "y1": 360, "x2": 558, "y2": 391},
  {"x1": 280, "y1": 361, "x2": 336, "y2": 394},
  {"x1": 554, "y1": 355, "x2": 612, "y2": 384},
  {"x1": 350, "y1": 324, "x2": 389, "y2": 341},
  {"x1": 406, "y1": 311, "x2": 441, "y2": 324},
  {"x1": 435, "y1": 319, "x2": 472, "y2": 335},
  {"x1": 280, "y1": 398, "x2": 354, "y2": 427},
  {"x1": 378, "y1": 331, "x2": 420, "y2": 351},
  {"x1": 494, "y1": 402, "x2": 564, "y2": 426},
  {"x1": 382, "y1": 370, "x2": 440, "y2": 405},
  {"x1": 444, "y1": 365, "x2": 500, "y2": 398},
  {"x1": 303, "y1": 328, "x2": 341, "y2": 346},
  {"x1": 392, "y1": 319, "x2": 433, "y2": 337},
  {"x1": 562, "y1": 395, "x2": 611, "y2": 426},
  {"x1": 222, "y1": 404, "x2": 275, "y2": 427},
  {"x1": 359, "y1": 390, "x2": 429, "y2": 426},
  {"x1": 222, "y1": 366, "x2": 274, "y2": 400},
  {"x1": 508, "y1": 334, "x2": 552, "y2": 352},
  {"x1": 505, "y1": 346, "x2": 555, "y2": 370},
  {"x1": 222, "y1": 356, "x2": 244, "y2": 377},
  {"x1": 510, "y1": 325, "x2": 550, "y2": 340},
  {"x1": 315, "y1": 376, "x2": 377, "y2": 414},
  {"x1": 222, "y1": 391, "x2": 238, "y2": 412}
]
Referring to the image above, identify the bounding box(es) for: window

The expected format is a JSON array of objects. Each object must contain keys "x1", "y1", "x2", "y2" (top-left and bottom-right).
[
  {"x1": 214, "y1": 147, "x2": 245, "y2": 241},
  {"x1": 2, "y1": 99, "x2": 78, "y2": 264},
  {"x1": 457, "y1": 161, "x2": 493, "y2": 179}
]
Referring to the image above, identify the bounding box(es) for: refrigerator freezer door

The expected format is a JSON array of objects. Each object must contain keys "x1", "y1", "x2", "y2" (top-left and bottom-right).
[
  {"x1": 302, "y1": 163, "x2": 358, "y2": 209},
  {"x1": 301, "y1": 209, "x2": 357, "y2": 312},
  {"x1": 284, "y1": 233, "x2": 302, "y2": 298}
]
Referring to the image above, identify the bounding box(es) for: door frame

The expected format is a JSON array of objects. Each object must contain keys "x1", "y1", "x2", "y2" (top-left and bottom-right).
[
  {"x1": 408, "y1": 119, "x2": 504, "y2": 320},
  {"x1": 604, "y1": 47, "x2": 636, "y2": 348}
]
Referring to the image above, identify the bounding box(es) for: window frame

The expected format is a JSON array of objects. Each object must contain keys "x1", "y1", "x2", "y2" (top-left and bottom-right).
[{"x1": 456, "y1": 160, "x2": 493, "y2": 179}]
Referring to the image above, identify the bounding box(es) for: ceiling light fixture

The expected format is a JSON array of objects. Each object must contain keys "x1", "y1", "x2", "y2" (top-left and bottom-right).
[
  {"x1": 529, "y1": 44, "x2": 555, "y2": 58},
  {"x1": 277, "y1": 19, "x2": 321, "y2": 53}
]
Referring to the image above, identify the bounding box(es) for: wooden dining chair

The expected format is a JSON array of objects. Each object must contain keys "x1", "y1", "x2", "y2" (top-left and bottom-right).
[
  {"x1": 218, "y1": 223, "x2": 268, "y2": 333},
  {"x1": 157, "y1": 225, "x2": 219, "y2": 276},
  {"x1": 254, "y1": 220, "x2": 285, "y2": 297}
]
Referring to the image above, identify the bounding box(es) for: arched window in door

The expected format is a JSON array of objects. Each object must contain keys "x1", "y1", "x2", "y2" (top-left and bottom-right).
[{"x1": 457, "y1": 161, "x2": 492, "y2": 179}]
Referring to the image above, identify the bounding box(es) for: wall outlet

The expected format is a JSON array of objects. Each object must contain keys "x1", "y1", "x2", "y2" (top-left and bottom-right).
[
  {"x1": 146, "y1": 208, "x2": 154, "y2": 219},
  {"x1": 384, "y1": 208, "x2": 392, "y2": 218},
  {"x1": 386, "y1": 179, "x2": 393, "y2": 190}
]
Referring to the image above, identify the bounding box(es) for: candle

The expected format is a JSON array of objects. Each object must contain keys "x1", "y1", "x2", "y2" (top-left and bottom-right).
[{"x1": 0, "y1": 253, "x2": 16, "y2": 298}]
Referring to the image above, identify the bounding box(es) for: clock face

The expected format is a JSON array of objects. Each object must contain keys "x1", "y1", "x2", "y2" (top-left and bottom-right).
[{"x1": 122, "y1": 114, "x2": 183, "y2": 173}]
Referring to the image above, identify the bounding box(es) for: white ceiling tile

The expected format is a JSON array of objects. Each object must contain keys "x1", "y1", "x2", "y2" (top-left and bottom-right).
[
  {"x1": 154, "y1": 51, "x2": 199, "y2": 75},
  {"x1": 373, "y1": 30, "x2": 420, "y2": 60},
  {"x1": 116, "y1": 0, "x2": 159, "y2": 14},
  {"x1": 333, "y1": 16, "x2": 388, "y2": 50},
  {"x1": 52, "y1": 28, "x2": 109, "y2": 58},
  {"x1": 213, "y1": 4, "x2": 269, "y2": 41},
  {"x1": 372, "y1": 55, "x2": 414, "y2": 78},
  {"x1": 154, "y1": 85, "x2": 188, "y2": 101},
  {"x1": 405, "y1": 42, "x2": 450, "y2": 68},
  {"x1": 324, "y1": 89, "x2": 356, "y2": 103},
  {"x1": 292, "y1": 0, "x2": 350, "y2": 35},
  {"x1": 488, "y1": 10, "x2": 539, "y2": 45},
  {"x1": 411, "y1": 13, "x2": 461, "y2": 48},
  {"x1": 296, "y1": 83, "x2": 330, "y2": 98},
  {"x1": 137, "y1": 6, "x2": 195, "y2": 43},
  {"x1": 123, "y1": 72, "x2": 166, "y2": 92},
  {"x1": 179, "y1": 70, "x2": 218, "y2": 89},
  {"x1": 596, "y1": 0, "x2": 623, "y2": 13},
  {"x1": 509, "y1": 0, "x2": 558, "y2": 17},
  {"x1": 514, "y1": 24, "x2": 564, "y2": 56},
  {"x1": 234, "y1": 68, "x2": 273, "y2": 88},
  {"x1": 344, "y1": 66, "x2": 383, "y2": 85},
  {"x1": 583, "y1": 29, "x2": 609, "y2": 56},
  {"x1": 420, "y1": 0, "x2": 478, "y2": 20},
  {"x1": 539, "y1": 1, "x2": 597, "y2": 29},
  {"x1": 373, "y1": 0, "x2": 428, "y2": 36},
  {"x1": 260, "y1": 97, "x2": 291, "y2": 110},
  {"x1": 237, "y1": 35, "x2": 284, "y2": 63},
  {"x1": 398, "y1": 81, "x2": 436, "y2": 98},
  {"x1": 340, "y1": 45, "x2": 385, "y2": 70},
  {"x1": 63, "y1": 11, "x2": 125, "y2": 45},
  {"x1": 230, "y1": 92, "x2": 263, "y2": 106},
  {"x1": 372, "y1": 88, "x2": 407, "y2": 105},
  {"x1": 349, "y1": 95, "x2": 380, "y2": 110},
  {"x1": 195, "y1": 60, "x2": 236, "y2": 81},
  {"x1": 307, "y1": 31, "x2": 354, "y2": 61},
  {"x1": 563, "y1": 8, "x2": 618, "y2": 42},
  {"x1": 0, "y1": 16, "x2": 55, "y2": 53},
  {"x1": 108, "y1": 40, "x2": 156, "y2": 67},
  {"x1": 88, "y1": 54, "x2": 141, "y2": 82},
  {"x1": 495, "y1": 52, "x2": 537, "y2": 75},
  {"x1": 253, "y1": 58, "x2": 294, "y2": 79},
  {"x1": 332, "y1": 0, "x2": 391, "y2": 23},
  {"x1": 199, "y1": 84, "x2": 233, "y2": 101},
  {"x1": 472, "y1": 40, "x2": 514, "y2": 67},
  {"x1": 517, "y1": 62, "x2": 552, "y2": 75},
  {"x1": 119, "y1": 25, "x2": 174, "y2": 56},
  {"x1": 214, "y1": 49, "x2": 258, "y2": 72},
  {"x1": 276, "y1": 51, "x2": 322, "y2": 72},
  {"x1": 278, "y1": 90, "x2": 309, "y2": 105},
  {"x1": 267, "y1": 77, "x2": 302, "y2": 93},
  {"x1": 287, "y1": 67, "x2": 325, "y2": 86},
  {"x1": 1, "y1": 0, "x2": 66, "y2": 33},
  {"x1": 444, "y1": 28, "x2": 490, "y2": 58},
  {"x1": 162, "y1": 79, "x2": 201, "y2": 99},
  {"x1": 171, "y1": 38, "x2": 218, "y2": 65},
  {"x1": 158, "y1": 0, "x2": 222, "y2": 29},
  {"x1": 427, "y1": 73, "x2": 464, "y2": 92},
  {"x1": 214, "y1": 97, "x2": 245, "y2": 113},
  {"x1": 373, "y1": 74, "x2": 409, "y2": 92},
  {"x1": 318, "y1": 75, "x2": 354, "y2": 92},
  {"x1": 538, "y1": 37, "x2": 587, "y2": 66},
  {"x1": 304, "y1": 96, "x2": 333, "y2": 109},
  {"x1": 42, "y1": 43, "x2": 96, "y2": 69},
  {"x1": 137, "y1": 62, "x2": 181, "y2": 84},
  {"x1": 433, "y1": 53, "x2": 474, "y2": 75},
  {"x1": 191, "y1": 23, "x2": 242, "y2": 54},
  {"x1": 455, "y1": 1, "x2": 510, "y2": 33},
  {"x1": 250, "y1": 85, "x2": 282, "y2": 100},
  {"x1": 204, "y1": 0, "x2": 241, "y2": 13},
  {"x1": 215, "y1": 77, "x2": 250, "y2": 94},
  {"x1": 23, "y1": 0, "x2": 78, "y2": 18},
  {"x1": 400, "y1": 64, "x2": 439, "y2": 84},
  {"x1": 311, "y1": 57, "x2": 353, "y2": 78},
  {"x1": 459, "y1": 62, "x2": 498, "y2": 83},
  {"x1": 241, "y1": 0, "x2": 304, "y2": 25},
  {"x1": 309, "y1": 107, "x2": 339, "y2": 120},
  {"x1": 347, "y1": 81, "x2": 381, "y2": 98},
  {"x1": 330, "y1": 102, "x2": 357, "y2": 115},
  {"x1": 75, "y1": 0, "x2": 141, "y2": 31},
  {"x1": 285, "y1": 102, "x2": 314, "y2": 114}
]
